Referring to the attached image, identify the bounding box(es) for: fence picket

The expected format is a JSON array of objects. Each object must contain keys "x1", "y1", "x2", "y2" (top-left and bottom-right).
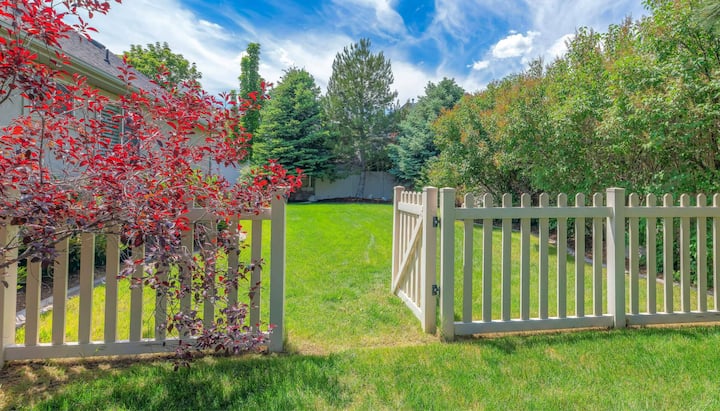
[
  {"x1": 463, "y1": 193, "x2": 474, "y2": 323},
  {"x1": 593, "y1": 193, "x2": 603, "y2": 316},
  {"x1": 680, "y1": 194, "x2": 691, "y2": 313},
  {"x1": 520, "y1": 194, "x2": 531, "y2": 320},
  {"x1": 227, "y1": 217, "x2": 239, "y2": 307},
  {"x1": 104, "y1": 233, "x2": 120, "y2": 343},
  {"x1": 663, "y1": 194, "x2": 674, "y2": 313},
  {"x1": 539, "y1": 193, "x2": 549, "y2": 319},
  {"x1": 646, "y1": 194, "x2": 657, "y2": 314},
  {"x1": 78, "y1": 233, "x2": 94, "y2": 344},
  {"x1": 501, "y1": 194, "x2": 512, "y2": 321},
  {"x1": 575, "y1": 194, "x2": 586, "y2": 318},
  {"x1": 25, "y1": 260, "x2": 42, "y2": 346},
  {"x1": 155, "y1": 265, "x2": 168, "y2": 341},
  {"x1": 181, "y1": 227, "x2": 193, "y2": 316},
  {"x1": 52, "y1": 238, "x2": 69, "y2": 345},
  {"x1": 130, "y1": 244, "x2": 144, "y2": 342},
  {"x1": 629, "y1": 193, "x2": 640, "y2": 315},
  {"x1": 557, "y1": 194, "x2": 568, "y2": 319},
  {"x1": 204, "y1": 222, "x2": 217, "y2": 329},
  {"x1": 482, "y1": 194, "x2": 493, "y2": 323},
  {"x1": 697, "y1": 194, "x2": 707, "y2": 312}
]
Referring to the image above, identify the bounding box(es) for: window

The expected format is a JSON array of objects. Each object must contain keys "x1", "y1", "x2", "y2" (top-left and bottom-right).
[{"x1": 100, "y1": 104, "x2": 124, "y2": 146}]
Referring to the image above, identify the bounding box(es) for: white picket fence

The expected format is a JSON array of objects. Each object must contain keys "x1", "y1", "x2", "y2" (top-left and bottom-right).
[
  {"x1": 0, "y1": 195, "x2": 287, "y2": 367},
  {"x1": 392, "y1": 186, "x2": 720, "y2": 339}
]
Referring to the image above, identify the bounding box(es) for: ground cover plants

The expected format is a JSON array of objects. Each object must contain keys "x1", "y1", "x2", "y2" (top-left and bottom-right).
[{"x1": 3, "y1": 203, "x2": 720, "y2": 410}]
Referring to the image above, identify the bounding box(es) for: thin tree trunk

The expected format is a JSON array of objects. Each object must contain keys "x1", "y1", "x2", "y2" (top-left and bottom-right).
[{"x1": 355, "y1": 170, "x2": 366, "y2": 198}]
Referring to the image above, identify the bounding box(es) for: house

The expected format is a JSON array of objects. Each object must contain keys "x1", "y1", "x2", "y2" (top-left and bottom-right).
[
  {"x1": 0, "y1": 21, "x2": 241, "y2": 182},
  {"x1": 0, "y1": 19, "x2": 156, "y2": 132}
]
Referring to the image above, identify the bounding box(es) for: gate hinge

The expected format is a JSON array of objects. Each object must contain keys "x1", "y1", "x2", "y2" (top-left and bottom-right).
[
  {"x1": 432, "y1": 284, "x2": 440, "y2": 296},
  {"x1": 432, "y1": 216, "x2": 440, "y2": 228}
]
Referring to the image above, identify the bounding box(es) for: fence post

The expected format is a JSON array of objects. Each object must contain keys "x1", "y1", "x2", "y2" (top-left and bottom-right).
[
  {"x1": 439, "y1": 188, "x2": 456, "y2": 340},
  {"x1": 606, "y1": 188, "x2": 626, "y2": 329},
  {"x1": 268, "y1": 190, "x2": 287, "y2": 353},
  {"x1": 0, "y1": 223, "x2": 18, "y2": 368},
  {"x1": 391, "y1": 186, "x2": 404, "y2": 292},
  {"x1": 421, "y1": 187, "x2": 438, "y2": 334}
]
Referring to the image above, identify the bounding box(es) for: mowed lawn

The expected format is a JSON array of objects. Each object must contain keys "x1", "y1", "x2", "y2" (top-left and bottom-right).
[{"x1": 3, "y1": 203, "x2": 720, "y2": 410}]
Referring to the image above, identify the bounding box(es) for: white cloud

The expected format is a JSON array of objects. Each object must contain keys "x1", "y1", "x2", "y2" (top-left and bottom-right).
[
  {"x1": 330, "y1": 0, "x2": 406, "y2": 37},
  {"x1": 78, "y1": 0, "x2": 650, "y2": 101},
  {"x1": 391, "y1": 60, "x2": 436, "y2": 103},
  {"x1": 491, "y1": 31, "x2": 540, "y2": 59},
  {"x1": 471, "y1": 60, "x2": 490, "y2": 70}
]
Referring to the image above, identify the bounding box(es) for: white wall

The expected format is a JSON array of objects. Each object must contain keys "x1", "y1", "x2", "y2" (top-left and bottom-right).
[{"x1": 314, "y1": 171, "x2": 397, "y2": 201}]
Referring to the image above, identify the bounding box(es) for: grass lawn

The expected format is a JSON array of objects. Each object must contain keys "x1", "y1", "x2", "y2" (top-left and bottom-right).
[{"x1": 3, "y1": 203, "x2": 720, "y2": 409}]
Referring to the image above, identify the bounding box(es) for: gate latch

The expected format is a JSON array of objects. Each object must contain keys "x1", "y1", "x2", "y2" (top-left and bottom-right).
[
  {"x1": 432, "y1": 284, "x2": 440, "y2": 296},
  {"x1": 432, "y1": 216, "x2": 440, "y2": 228}
]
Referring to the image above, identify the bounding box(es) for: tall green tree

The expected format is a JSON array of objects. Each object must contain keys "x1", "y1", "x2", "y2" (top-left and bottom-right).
[
  {"x1": 239, "y1": 43, "x2": 263, "y2": 137},
  {"x1": 324, "y1": 38, "x2": 398, "y2": 197},
  {"x1": 252, "y1": 67, "x2": 335, "y2": 179},
  {"x1": 388, "y1": 77, "x2": 464, "y2": 188},
  {"x1": 123, "y1": 42, "x2": 202, "y2": 89}
]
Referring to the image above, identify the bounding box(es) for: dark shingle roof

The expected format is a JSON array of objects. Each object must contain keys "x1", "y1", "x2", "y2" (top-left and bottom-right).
[{"x1": 57, "y1": 30, "x2": 159, "y2": 93}]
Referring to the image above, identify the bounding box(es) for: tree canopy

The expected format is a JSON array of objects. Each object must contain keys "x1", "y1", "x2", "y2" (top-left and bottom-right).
[
  {"x1": 428, "y1": 0, "x2": 720, "y2": 198},
  {"x1": 388, "y1": 78, "x2": 464, "y2": 189},
  {"x1": 324, "y1": 38, "x2": 398, "y2": 196},
  {"x1": 123, "y1": 41, "x2": 202, "y2": 89},
  {"x1": 239, "y1": 43, "x2": 264, "y2": 137},
  {"x1": 253, "y1": 67, "x2": 335, "y2": 179}
]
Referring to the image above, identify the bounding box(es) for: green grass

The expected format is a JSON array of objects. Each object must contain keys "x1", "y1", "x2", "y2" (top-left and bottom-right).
[{"x1": 3, "y1": 203, "x2": 720, "y2": 410}]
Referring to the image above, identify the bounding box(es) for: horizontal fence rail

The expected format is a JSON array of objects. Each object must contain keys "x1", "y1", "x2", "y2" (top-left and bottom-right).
[
  {"x1": 393, "y1": 186, "x2": 720, "y2": 339},
  {"x1": 1, "y1": 196, "x2": 287, "y2": 367}
]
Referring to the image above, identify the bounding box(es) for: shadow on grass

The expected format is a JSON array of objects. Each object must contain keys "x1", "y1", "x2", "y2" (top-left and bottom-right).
[
  {"x1": 2, "y1": 353, "x2": 349, "y2": 410},
  {"x1": 456, "y1": 324, "x2": 720, "y2": 354}
]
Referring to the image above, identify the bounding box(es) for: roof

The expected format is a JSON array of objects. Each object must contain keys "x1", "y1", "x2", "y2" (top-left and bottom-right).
[
  {"x1": 60, "y1": 31, "x2": 158, "y2": 94},
  {"x1": 57, "y1": 30, "x2": 159, "y2": 93},
  {"x1": 0, "y1": 18, "x2": 159, "y2": 96}
]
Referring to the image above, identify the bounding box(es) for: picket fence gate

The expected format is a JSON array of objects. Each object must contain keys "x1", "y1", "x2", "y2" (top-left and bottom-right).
[
  {"x1": 392, "y1": 186, "x2": 720, "y2": 339},
  {"x1": 0, "y1": 195, "x2": 287, "y2": 367}
]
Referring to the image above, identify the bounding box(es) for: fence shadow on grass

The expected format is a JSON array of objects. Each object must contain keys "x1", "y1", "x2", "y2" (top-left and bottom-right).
[
  {"x1": 457, "y1": 324, "x2": 720, "y2": 355},
  {"x1": 2, "y1": 353, "x2": 349, "y2": 410}
]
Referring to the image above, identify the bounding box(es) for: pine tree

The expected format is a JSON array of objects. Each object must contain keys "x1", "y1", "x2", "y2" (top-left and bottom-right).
[
  {"x1": 324, "y1": 38, "x2": 397, "y2": 197},
  {"x1": 253, "y1": 67, "x2": 335, "y2": 179}
]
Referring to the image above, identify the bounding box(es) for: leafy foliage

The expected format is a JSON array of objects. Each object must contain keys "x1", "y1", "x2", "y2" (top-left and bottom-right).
[
  {"x1": 429, "y1": 0, "x2": 720, "y2": 198},
  {"x1": 388, "y1": 78, "x2": 464, "y2": 189},
  {"x1": 123, "y1": 41, "x2": 202, "y2": 90},
  {"x1": 0, "y1": 0, "x2": 300, "y2": 364},
  {"x1": 239, "y1": 43, "x2": 263, "y2": 137},
  {"x1": 324, "y1": 38, "x2": 398, "y2": 196},
  {"x1": 252, "y1": 67, "x2": 335, "y2": 179}
]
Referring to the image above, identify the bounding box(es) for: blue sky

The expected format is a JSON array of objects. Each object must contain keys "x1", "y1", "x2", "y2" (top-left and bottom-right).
[{"x1": 87, "y1": 0, "x2": 648, "y2": 102}]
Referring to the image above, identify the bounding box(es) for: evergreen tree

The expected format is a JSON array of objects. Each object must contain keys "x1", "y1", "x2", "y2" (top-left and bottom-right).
[
  {"x1": 389, "y1": 78, "x2": 464, "y2": 188},
  {"x1": 324, "y1": 38, "x2": 398, "y2": 197},
  {"x1": 239, "y1": 43, "x2": 263, "y2": 136},
  {"x1": 253, "y1": 67, "x2": 335, "y2": 179}
]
